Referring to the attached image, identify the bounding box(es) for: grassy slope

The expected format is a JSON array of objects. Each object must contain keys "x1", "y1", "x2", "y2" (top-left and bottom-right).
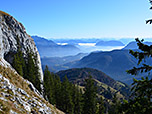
[
  {"x1": 0, "y1": 65, "x2": 64, "y2": 114},
  {"x1": 57, "y1": 68, "x2": 130, "y2": 100}
]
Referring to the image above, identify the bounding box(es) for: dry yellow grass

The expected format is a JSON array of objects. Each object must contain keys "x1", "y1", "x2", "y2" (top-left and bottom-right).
[
  {"x1": 0, "y1": 10, "x2": 10, "y2": 16},
  {"x1": 0, "y1": 65, "x2": 65, "y2": 114}
]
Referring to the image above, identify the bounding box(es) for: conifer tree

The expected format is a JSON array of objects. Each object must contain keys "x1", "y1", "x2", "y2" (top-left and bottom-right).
[
  {"x1": 72, "y1": 85, "x2": 83, "y2": 114},
  {"x1": 33, "y1": 54, "x2": 42, "y2": 92},
  {"x1": 26, "y1": 52, "x2": 35, "y2": 81},
  {"x1": 119, "y1": 38, "x2": 152, "y2": 113},
  {"x1": 13, "y1": 35, "x2": 24, "y2": 76},
  {"x1": 13, "y1": 50, "x2": 23, "y2": 76},
  {"x1": 96, "y1": 97, "x2": 105, "y2": 114},
  {"x1": 54, "y1": 75, "x2": 62, "y2": 108},
  {"x1": 109, "y1": 93, "x2": 121, "y2": 114},
  {"x1": 26, "y1": 51, "x2": 41, "y2": 91},
  {"x1": 43, "y1": 65, "x2": 55, "y2": 104},
  {"x1": 119, "y1": 1, "x2": 152, "y2": 113},
  {"x1": 83, "y1": 76, "x2": 97, "y2": 114},
  {"x1": 13, "y1": 36, "x2": 41, "y2": 92},
  {"x1": 60, "y1": 76, "x2": 74, "y2": 114}
]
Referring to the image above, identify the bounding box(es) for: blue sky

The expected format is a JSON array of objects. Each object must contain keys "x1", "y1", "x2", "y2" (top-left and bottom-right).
[{"x1": 1, "y1": 0, "x2": 152, "y2": 39}]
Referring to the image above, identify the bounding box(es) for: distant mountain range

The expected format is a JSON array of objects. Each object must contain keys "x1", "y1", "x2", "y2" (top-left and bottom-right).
[
  {"x1": 41, "y1": 39, "x2": 152, "y2": 84},
  {"x1": 0, "y1": 11, "x2": 63, "y2": 113},
  {"x1": 36, "y1": 36, "x2": 152, "y2": 85},
  {"x1": 33, "y1": 36, "x2": 130, "y2": 57},
  {"x1": 42, "y1": 49, "x2": 138, "y2": 84},
  {"x1": 32, "y1": 36, "x2": 81, "y2": 57},
  {"x1": 41, "y1": 53, "x2": 88, "y2": 72},
  {"x1": 96, "y1": 40, "x2": 125, "y2": 46},
  {"x1": 33, "y1": 35, "x2": 58, "y2": 46},
  {"x1": 56, "y1": 68, "x2": 130, "y2": 99},
  {"x1": 67, "y1": 41, "x2": 152, "y2": 84},
  {"x1": 68, "y1": 50, "x2": 137, "y2": 84},
  {"x1": 53, "y1": 38, "x2": 136, "y2": 45},
  {"x1": 123, "y1": 41, "x2": 152, "y2": 50},
  {"x1": 54, "y1": 39, "x2": 125, "y2": 47},
  {"x1": 53, "y1": 38, "x2": 100, "y2": 44}
]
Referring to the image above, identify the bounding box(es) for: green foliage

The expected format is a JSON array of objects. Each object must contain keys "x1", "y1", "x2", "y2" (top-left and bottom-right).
[
  {"x1": 43, "y1": 68, "x2": 108, "y2": 114},
  {"x1": 57, "y1": 67, "x2": 131, "y2": 99},
  {"x1": 108, "y1": 94, "x2": 121, "y2": 114},
  {"x1": 96, "y1": 97, "x2": 105, "y2": 114},
  {"x1": 12, "y1": 35, "x2": 24, "y2": 76},
  {"x1": 43, "y1": 67, "x2": 84, "y2": 114},
  {"x1": 121, "y1": 38, "x2": 152, "y2": 113},
  {"x1": 13, "y1": 50, "x2": 24, "y2": 76},
  {"x1": 72, "y1": 85, "x2": 83, "y2": 114},
  {"x1": 83, "y1": 76, "x2": 98, "y2": 114},
  {"x1": 25, "y1": 50, "x2": 41, "y2": 92},
  {"x1": 12, "y1": 35, "x2": 41, "y2": 92},
  {"x1": 146, "y1": 0, "x2": 152, "y2": 24},
  {"x1": 120, "y1": 97, "x2": 152, "y2": 114},
  {"x1": 127, "y1": 38, "x2": 152, "y2": 75},
  {"x1": 44, "y1": 65, "x2": 56, "y2": 104},
  {"x1": 60, "y1": 76, "x2": 74, "y2": 114},
  {"x1": 102, "y1": 87, "x2": 113, "y2": 99},
  {"x1": 120, "y1": 1, "x2": 152, "y2": 113},
  {"x1": 54, "y1": 76, "x2": 62, "y2": 107}
]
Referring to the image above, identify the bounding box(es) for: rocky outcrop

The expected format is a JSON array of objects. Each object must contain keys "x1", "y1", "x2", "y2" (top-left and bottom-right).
[
  {"x1": 0, "y1": 11, "x2": 43, "y2": 82},
  {"x1": 0, "y1": 59, "x2": 64, "y2": 114},
  {"x1": 0, "y1": 11, "x2": 65, "y2": 113}
]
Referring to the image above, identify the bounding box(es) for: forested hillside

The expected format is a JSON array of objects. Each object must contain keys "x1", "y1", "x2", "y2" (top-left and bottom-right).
[
  {"x1": 70, "y1": 50, "x2": 137, "y2": 84},
  {"x1": 43, "y1": 66, "x2": 129, "y2": 114}
]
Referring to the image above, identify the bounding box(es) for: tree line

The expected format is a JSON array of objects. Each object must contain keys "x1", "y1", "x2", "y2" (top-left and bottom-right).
[
  {"x1": 43, "y1": 66, "x2": 106, "y2": 114},
  {"x1": 43, "y1": 38, "x2": 152, "y2": 114},
  {"x1": 12, "y1": 36, "x2": 152, "y2": 113}
]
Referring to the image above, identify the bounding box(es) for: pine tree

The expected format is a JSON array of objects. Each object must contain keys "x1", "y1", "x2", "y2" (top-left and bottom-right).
[
  {"x1": 54, "y1": 75, "x2": 62, "y2": 109},
  {"x1": 109, "y1": 93, "x2": 121, "y2": 114},
  {"x1": 26, "y1": 52, "x2": 35, "y2": 82},
  {"x1": 43, "y1": 65, "x2": 55, "y2": 104},
  {"x1": 72, "y1": 85, "x2": 83, "y2": 114},
  {"x1": 97, "y1": 97, "x2": 105, "y2": 114},
  {"x1": 60, "y1": 76, "x2": 74, "y2": 114},
  {"x1": 13, "y1": 50, "x2": 23, "y2": 76},
  {"x1": 12, "y1": 35, "x2": 24, "y2": 76},
  {"x1": 43, "y1": 66, "x2": 51, "y2": 99},
  {"x1": 33, "y1": 54, "x2": 42, "y2": 92},
  {"x1": 83, "y1": 76, "x2": 97, "y2": 114},
  {"x1": 25, "y1": 51, "x2": 41, "y2": 91},
  {"x1": 119, "y1": 1, "x2": 152, "y2": 113},
  {"x1": 12, "y1": 36, "x2": 41, "y2": 92},
  {"x1": 120, "y1": 40, "x2": 152, "y2": 113}
]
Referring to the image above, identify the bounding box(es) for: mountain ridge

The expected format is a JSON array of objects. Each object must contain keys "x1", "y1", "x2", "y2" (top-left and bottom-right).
[
  {"x1": 56, "y1": 67, "x2": 130, "y2": 99},
  {"x1": 0, "y1": 10, "x2": 64, "y2": 113},
  {"x1": 32, "y1": 36, "x2": 81, "y2": 57},
  {"x1": 65, "y1": 49, "x2": 137, "y2": 84},
  {"x1": 123, "y1": 41, "x2": 152, "y2": 50},
  {"x1": 0, "y1": 11, "x2": 43, "y2": 82},
  {"x1": 96, "y1": 40, "x2": 125, "y2": 46}
]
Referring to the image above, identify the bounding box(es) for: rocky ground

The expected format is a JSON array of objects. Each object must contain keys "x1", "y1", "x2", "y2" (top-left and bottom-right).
[{"x1": 0, "y1": 59, "x2": 64, "y2": 114}]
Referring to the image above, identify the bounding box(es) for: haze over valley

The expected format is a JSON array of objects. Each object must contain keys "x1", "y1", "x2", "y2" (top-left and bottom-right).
[
  {"x1": 33, "y1": 35, "x2": 152, "y2": 85},
  {"x1": 1, "y1": 0, "x2": 152, "y2": 113}
]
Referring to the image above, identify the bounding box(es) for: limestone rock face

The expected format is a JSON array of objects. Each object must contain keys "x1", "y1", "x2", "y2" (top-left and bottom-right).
[
  {"x1": 0, "y1": 11, "x2": 43, "y2": 82},
  {"x1": 0, "y1": 11, "x2": 64, "y2": 114},
  {"x1": 0, "y1": 59, "x2": 64, "y2": 114}
]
